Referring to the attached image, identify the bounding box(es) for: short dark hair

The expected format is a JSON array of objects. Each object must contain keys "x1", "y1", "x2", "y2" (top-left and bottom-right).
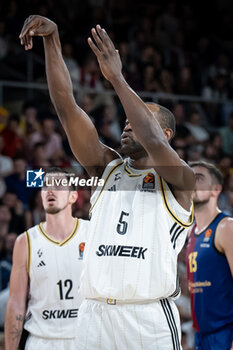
[
  {"x1": 189, "y1": 161, "x2": 223, "y2": 185},
  {"x1": 44, "y1": 167, "x2": 77, "y2": 191},
  {"x1": 146, "y1": 103, "x2": 176, "y2": 139}
]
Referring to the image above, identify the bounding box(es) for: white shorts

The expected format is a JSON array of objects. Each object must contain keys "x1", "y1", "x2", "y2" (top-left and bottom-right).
[
  {"x1": 76, "y1": 298, "x2": 182, "y2": 350},
  {"x1": 25, "y1": 334, "x2": 78, "y2": 350}
]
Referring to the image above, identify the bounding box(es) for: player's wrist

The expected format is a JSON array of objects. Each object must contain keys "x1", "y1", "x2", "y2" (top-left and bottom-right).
[{"x1": 110, "y1": 73, "x2": 126, "y2": 87}]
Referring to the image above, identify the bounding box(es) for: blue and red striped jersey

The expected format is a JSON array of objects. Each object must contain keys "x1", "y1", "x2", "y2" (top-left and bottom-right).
[{"x1": 186, "y1": 212, "x2": 233, "y2": 333}]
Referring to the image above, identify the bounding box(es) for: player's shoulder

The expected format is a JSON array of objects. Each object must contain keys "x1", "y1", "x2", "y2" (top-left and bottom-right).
[
  {"x1": 215, "y1": 215, "x2": 233, "y2": 250},
  {"x1": 15, "y1": 232, "x2": 27, "y2": 247},
  {"x1": 13, "y1": 232, "x2": 27, "y2": 263},
  {"x1": 217, "y1": 216, "x2": 233, "y2": 233}
]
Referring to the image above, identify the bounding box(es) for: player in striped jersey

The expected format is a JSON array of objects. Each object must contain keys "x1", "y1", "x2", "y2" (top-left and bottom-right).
[
  {"x1": 5, "y1": 168, "x2": 89, "y2": 350},
  {"x1": 187, "y1": 162, "x2": 233, "y2": 350},
  {"x1": 20, "y1": 16, "x2": 195, "y2": 349}
]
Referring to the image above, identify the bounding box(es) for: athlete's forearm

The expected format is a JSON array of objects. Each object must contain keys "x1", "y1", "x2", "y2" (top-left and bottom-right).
[
  {"x1": 5, "y1": 300, "x2": 25, "y2": 350},
  {"x1": 43, "y1": 31, "x2": 80, "y2": 119},
  {"x1": 111, "y1": 75, "x2": 167, "y2": 151}
]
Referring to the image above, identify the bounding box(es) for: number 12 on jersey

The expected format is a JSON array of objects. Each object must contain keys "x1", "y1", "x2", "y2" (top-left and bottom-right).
[{"x1": 57, "y1": 279, "x2": 74, "y2": 300}]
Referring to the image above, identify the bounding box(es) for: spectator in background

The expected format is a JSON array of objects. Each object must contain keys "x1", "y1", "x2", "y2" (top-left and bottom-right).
[
  {"x1": 30, "y1": 142, "x2": 50, "y2": 168},
  {"x1": 0, "y1": 205, "x2": 12, "y2": 238},
  {"x1": 0, "y1": 232, "x2": 17, "y2": 331},
  {"x1": 0, "y1": 107, "x2": 9, "y2": 133},
  {"x1": 176, "y1": 67, "x2": 195, "y2": 95},
  {"x1": 185, "y1": 111, "x2": 209, "y2": 143},
  {"x1": 28, "y1": 117, "x2": 63, "y2": 160},
  {"x1": 20, "y1": 103, "x2": 40, "y2": 137},
  {"x1": 220, "y1": 113, "x2": 233, "y2": 155},
  {"x1": 63, "y1": 42, "x2": 80, "y2": 83},
  {"x1": 25, "y1": 190, "x2": 45, "y2": 228},
  {"x1": 219, "y1": 172, "x2": 233, "y2": 216},
  {"x1": 142, "y1": 64, "x2": 160, "y2": 92},
  {"x1": 159, "y1": 68, "x2": 175, "y2": 93},
  {"x1": 1, "y1": 114, "x2": 24, "y2": 158},
  {"x1": 5, "y1": 157, "x2": 33, "y2": 209},
  {"x1": 80, "y1": 55, "x2": 103, "y2": 91},
  {"x1": 91, "y1": 105, "x2": 121, "y2": 150},
  {"x1": 172, "y1": 103, "x2": 192, "y2": 145},
  {"x1": 2, "y1": 192, "x2": 26, "y2": 234},
  {"x1": 0, "y1": 135, "x2": 13, "y2": 197},
  {"x1": 0, "y1": 232, "x2": 17, "y2": 291}
]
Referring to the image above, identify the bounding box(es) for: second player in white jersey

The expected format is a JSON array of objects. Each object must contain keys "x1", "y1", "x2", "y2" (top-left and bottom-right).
[
  {"x1": 24, "y1": 218, "x2": 88, "y2": 339},
  {"x1": 82, "y1": 158, "x2": 193, "y2": 301},
  {"x1": 5, "y1": 168, "x2": 89, "y2": 350}
]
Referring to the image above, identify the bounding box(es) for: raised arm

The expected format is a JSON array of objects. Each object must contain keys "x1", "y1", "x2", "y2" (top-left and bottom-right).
[
  {"x1": 88, "y1": 25, "x2": 195, "y2": 192},
  {"x1": 19, "y1": 16, "x2": 118, "y2": 176},
  {"x1": 5, "y1": 234, "x2": 28, "y2": 350}
]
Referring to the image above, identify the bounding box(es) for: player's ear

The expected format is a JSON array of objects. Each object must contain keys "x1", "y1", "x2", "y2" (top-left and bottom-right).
[
  {"x1": 163, "y1": 128, "x2": 173, "y2": 141},
  {"x1": 69, "y1": 191, "x2": 78, "y2": 204},
  {"x1": 212, "y1": 183, "x2": 222, "y2": 198}
]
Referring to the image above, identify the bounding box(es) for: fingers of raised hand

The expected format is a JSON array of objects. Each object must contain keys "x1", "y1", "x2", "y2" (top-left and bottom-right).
[
  {"x1": 91, "y1": 27, "x2": 105, "y2": 51},
  {"x1": 19, "y1": 16, "x2": 39, "y2": 50},
  {"x1": 96, "y1": 25, "x2": 115, "y2": 50},
  {"x1": 88, "y1": 37, "x2": 100, "y2": 57}
]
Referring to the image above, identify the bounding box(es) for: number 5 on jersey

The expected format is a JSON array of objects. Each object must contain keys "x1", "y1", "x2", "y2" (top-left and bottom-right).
[{"x1": 117, "y1": 211, "x2": 129, "y2": 235}]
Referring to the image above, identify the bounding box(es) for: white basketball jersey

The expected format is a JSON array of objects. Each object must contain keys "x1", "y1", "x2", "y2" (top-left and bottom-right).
[
  {"x1": 24, "y1": 218, "x2": 89, "y2": 339},
  {"x1": 81, "y1": 158, "x2": 193, "y2": 301}
]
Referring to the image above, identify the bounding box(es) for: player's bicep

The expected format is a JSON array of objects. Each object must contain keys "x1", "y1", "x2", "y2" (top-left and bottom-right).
[{"x1": 9, "y1": 234, "x2": 28, "y2": 304}]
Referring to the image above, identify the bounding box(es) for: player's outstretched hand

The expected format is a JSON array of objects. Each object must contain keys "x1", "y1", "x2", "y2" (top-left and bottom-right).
[
  {"x1": 88, "y1": 25, "x2": 123, "y2": 83},
  {"x1": 19, "y1": 15, "x2": 57, "y2": 50}
]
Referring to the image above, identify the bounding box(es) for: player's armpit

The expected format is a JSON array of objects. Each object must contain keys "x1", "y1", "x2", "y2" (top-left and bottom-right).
[
  {"x1": 5, "y1": 234, "x2": 28, "y2": 350},
  {"x1": 215, "y1": 217, "x2": 233, "y2": 277}
]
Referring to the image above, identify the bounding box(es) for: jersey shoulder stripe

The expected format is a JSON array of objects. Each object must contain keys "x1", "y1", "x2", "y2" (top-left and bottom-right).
[{"x1": 158, "y1": 176, "x2": 194, "y2": 228}]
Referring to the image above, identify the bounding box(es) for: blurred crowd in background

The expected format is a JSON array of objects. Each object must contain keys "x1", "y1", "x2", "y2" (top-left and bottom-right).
[{"x1": 0, "y1": 0, "x2": 233, "y2": 349}]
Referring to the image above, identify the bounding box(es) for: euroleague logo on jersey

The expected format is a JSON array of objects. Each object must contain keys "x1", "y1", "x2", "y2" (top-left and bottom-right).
[
  {"x1": 203, "y1": 228, "x2": 212, "y2": 242},
  {"x1": 142, "y1": 173, "x2": 155, "y2": 190},
  {"x1": 79, "y1": 242, "x2": 85, "y2": 260}
]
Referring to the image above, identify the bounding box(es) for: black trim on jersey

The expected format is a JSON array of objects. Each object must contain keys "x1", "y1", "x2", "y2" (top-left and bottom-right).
[
  {"x1": 169, "y1": 223, "x2": 185, "y2": 249},
  {"x1": 124, "y1": 166, "x2": 141, "y2": 177},
  {"x1": 166, "y1": 299, "x2": 181, "y2": 350},
  {"x1": 169, "y1": 274, "x2": 180, "y2": 298},
  {"x1": 160, "y1": 299, "x2": 181, "y2": 350},
  {"x1": 170, "y1": 223, "x2": 177, "y2": 236},
  {"x1": 172, "y1": 227, "x2": 185, "y2": 249}
]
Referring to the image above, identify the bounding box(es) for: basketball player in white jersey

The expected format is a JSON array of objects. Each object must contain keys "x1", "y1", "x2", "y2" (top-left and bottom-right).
[
  {"x1": 5, "y1": 168, "x2": 89, "y2": 350},
  {"x1": 20, "y1": 17, "x2": 195, "y2": 349}
]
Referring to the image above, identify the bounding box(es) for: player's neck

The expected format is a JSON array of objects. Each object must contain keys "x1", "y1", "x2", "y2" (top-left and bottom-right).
[
  {"x1": 194, "y1": 202, "x2": 220, "y2": 234},
  {"x1": 44, "y1": 210, "x2": 76, "y2": 241},
  {"x1": 127, "y1": 155, "x2": 151, "y2": 170}
]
